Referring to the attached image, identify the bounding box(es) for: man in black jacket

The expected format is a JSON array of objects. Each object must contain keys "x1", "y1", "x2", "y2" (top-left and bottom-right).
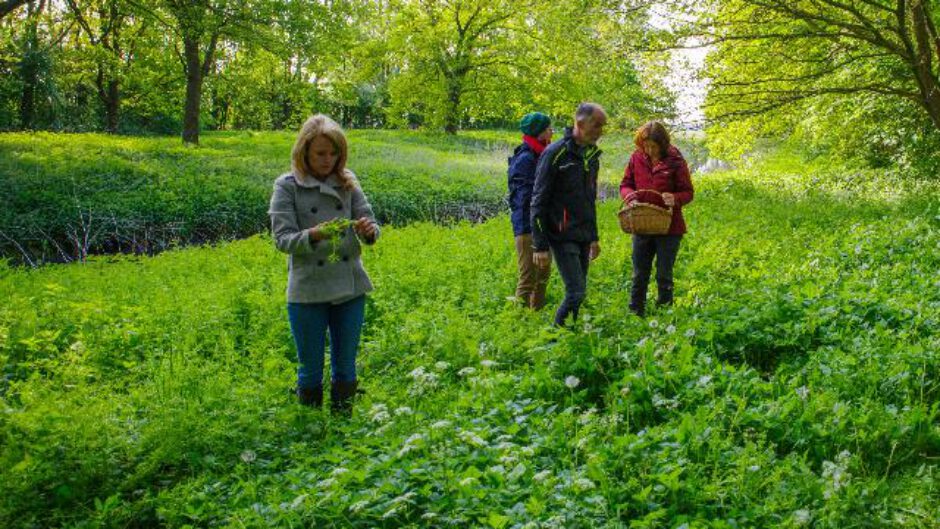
[{"x1": 531, "y1": 102, "x2": 607, "y2": 327}]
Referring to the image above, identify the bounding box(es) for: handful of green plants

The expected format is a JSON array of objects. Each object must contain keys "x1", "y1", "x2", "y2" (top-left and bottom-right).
[{"x1": 318, "y1": 218, "x2": 354, "y2": 262}]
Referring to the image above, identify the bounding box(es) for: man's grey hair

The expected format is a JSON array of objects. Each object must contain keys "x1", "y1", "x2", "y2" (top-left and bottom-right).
[{"x1": 575, "y1": 102, "x2": 605, "y2": 123}]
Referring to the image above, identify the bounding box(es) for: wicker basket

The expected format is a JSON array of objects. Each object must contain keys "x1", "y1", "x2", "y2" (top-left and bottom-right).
[{"x1": 618, "y1": 189, "x2": 673, "y2": 235}]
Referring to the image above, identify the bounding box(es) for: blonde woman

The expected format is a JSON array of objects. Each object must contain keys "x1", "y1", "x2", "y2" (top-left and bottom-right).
[{"x1": 269, "y1": 114, "x2": 379, "y2": 414}]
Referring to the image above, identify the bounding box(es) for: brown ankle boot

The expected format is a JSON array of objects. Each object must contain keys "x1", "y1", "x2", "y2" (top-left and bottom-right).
[
  {"x1": 296, "y1": 385, "x2": 323, "y2": 408},
  {"x1": 330, "y1": 380, "x2": 358, "y2": 416}
]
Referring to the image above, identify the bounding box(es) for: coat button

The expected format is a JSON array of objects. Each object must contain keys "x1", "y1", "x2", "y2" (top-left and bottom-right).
[
  {"x1": 310, "y1": 207, "x2": 318, "y2": 213},
  {"x1": 335, "y1": 204, "x2": 342, "y2": 210},
  {"x1": 317, "y1": 260, "x2": 325, "y2": 266},
  {"x1": 342, "y1": 256, "x2": 349, "y2": 262}
]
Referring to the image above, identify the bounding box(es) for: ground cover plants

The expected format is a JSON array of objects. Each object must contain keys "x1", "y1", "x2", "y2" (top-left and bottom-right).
[
  {"x1": 1, "y1": 143, "x2": 938, "y2": 528},
  {"x1": 0, "y1": 130, "x2": 515, "y2": 265},
  {"x1": 0, "y1": 129, "x2": 703, "y2": 266}
]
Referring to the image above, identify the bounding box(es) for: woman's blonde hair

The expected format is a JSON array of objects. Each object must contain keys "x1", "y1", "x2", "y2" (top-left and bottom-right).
[{"x1": 291, "y1": 114, "x2": 356, "y2": 190}]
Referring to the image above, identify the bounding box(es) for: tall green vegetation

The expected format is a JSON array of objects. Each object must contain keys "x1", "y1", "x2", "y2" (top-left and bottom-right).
[
  {"x1": 639, "y1": 0, "x2": 940, "y2": 172},
  {"x1": 1, "y1": 150, "x2": 938, "y2": 527},
  {"x1": 0, "y1": 0, "x2": 665, "y2": 140}
]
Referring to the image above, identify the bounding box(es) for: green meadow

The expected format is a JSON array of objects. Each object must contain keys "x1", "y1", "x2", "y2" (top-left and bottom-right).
[
  {"x1": 0, "y1": 130, "x2": 708, "y2": 265},
  {"x1": 1, "y1": 134, "x2": 938, "y2": 527}
]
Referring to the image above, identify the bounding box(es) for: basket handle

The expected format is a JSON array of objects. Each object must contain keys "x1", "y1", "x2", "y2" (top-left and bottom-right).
[{"x1": 623, "y1": 188, "x2": 669, "y2": 206}]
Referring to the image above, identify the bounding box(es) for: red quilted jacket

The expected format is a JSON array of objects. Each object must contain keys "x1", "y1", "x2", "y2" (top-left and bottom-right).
[{"x1": 619, "y1": 146, "x2": 694, "y2": 235}]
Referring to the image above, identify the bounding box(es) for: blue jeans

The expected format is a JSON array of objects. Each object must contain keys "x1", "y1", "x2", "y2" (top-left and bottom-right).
[{"x1": 287, "y1": 295, "x2": 366, "y2": 389}]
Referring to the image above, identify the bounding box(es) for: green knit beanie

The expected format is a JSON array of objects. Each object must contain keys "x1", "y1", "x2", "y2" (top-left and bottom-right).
[{"x1": 519, "y1": 112, "x2": 551, "y2": 136}]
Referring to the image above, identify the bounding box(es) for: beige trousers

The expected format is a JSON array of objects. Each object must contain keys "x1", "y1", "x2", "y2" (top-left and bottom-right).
[{"x1": 514, "y1": 233, "x2": 551, "y2": 309}]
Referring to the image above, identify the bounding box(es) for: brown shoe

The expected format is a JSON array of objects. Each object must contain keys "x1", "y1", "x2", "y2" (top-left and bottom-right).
[
  {"x1": 330, "y1": 380, "x2": 358, "y2": 416},
  {"x1": 296, "y1": 385, "x2": 323, "y2": 408}
]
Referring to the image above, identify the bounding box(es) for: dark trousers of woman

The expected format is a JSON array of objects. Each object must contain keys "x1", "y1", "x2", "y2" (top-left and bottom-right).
[
  {"x1": 630, "y1": 234, "x2": 682, "y2": 316},
  {"x1": 549, "y1": 240, "x2": 591, "y2": 327}
]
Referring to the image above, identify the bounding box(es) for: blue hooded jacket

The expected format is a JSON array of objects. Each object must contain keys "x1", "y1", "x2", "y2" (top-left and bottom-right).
[{"x1": 507, "y1": 142, "x2": 539, "y2": 235}]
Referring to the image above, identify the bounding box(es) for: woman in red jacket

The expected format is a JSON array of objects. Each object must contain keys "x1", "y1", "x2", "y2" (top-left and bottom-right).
[{"x1": 620, "y1": 121, "x2": 694, "y2": 317}]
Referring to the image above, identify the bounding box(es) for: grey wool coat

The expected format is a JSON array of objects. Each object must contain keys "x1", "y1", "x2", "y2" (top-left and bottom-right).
[{"x1": 268, "y1": 170, "x2": 380, "y2": 304}]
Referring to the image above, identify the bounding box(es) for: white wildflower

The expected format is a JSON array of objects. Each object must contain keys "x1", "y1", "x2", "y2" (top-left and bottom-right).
[
  {"x1": 240, "y1": 450, "x2": 256, "y2": 464},
  {"x1": 289, "y1": 494, "x2": 307, "y2": 510},
  {"x1": 459, "y1": 430, "x2": 487, "y2": 447},
  {"x1": 349, "y1": 500, "x2": 369, "y2": 513},
  {"x1": 434, "y1": 361, "x2": 451, "y2": 371},
  {"x1": 533, "y1": 470, "x2": 552, "y2": 482},
  {"x1": 331, "y1": 467, "x2": 349, "y2": 477},
  {"x1": 697, "y1": 375, "x2": 713, "y2": 387},
  {"x1": 795, "y1": 386, "x2": 810, "y2": 401},
  {"x1": 648, "y1": 319, "x2": 659, "y2": 329},
  {"x1": 565, "y1": 375, "x2": 581, "y2": 389},
  {"x1": 684, "y1": 328, "x2": 696, "y2": 338},
  {"x1": 317, "y1": 478, "x2": 336, "y2": 488},
  {"x1": 488, "y1": 465, "x2": 506, "y2": 475},
  {"x1": 573, "y1": 478, "x2": 595, "y2": 491},
  {"x1": 394, "y1": 406, "x2": 413, "y2": 416},
  {"x1": 508, "y1": 463, "x2": 527, "y2": 481},
  {"x1": 793, "y1": 509, "x2": 812, "y2": 526},
  {"x1": 665, "y1": 324, "x2": 676, "y2": 334},
  {"x1": 431, "y1": 420, "x2": 452, "y2": 430},
  {"x1": 391, "y1": 492, "x2": 416, "y2": 505},
  {"x1": 822, "y1": 451, "x2": 852, "y2": 498},
  {"x1": 480, "y1": 359, "x2": 497, "y2": 368},
  {"x1": 458, "y1": 367, "x2": 477, "y2": 377}
]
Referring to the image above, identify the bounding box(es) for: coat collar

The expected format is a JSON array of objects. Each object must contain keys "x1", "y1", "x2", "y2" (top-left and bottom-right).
[{"x1": 295, "y1": 171, "x2": 343, "y2": 200}]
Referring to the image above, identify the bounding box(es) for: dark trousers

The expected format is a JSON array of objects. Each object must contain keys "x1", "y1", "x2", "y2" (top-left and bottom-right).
[
  {"x1": 550, "y1": 241, "x2": 591, "y2": 326},
  {"x1": 630, "y1": 234, "x2": 682, "y2": 313}
]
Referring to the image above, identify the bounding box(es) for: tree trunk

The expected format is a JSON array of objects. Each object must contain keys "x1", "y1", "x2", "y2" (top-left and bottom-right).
[
  {"x1": 96, "y1": 66, "x2": 120, "y2": 133},
  {"x1": 910, "y1": 0, "x2": 940, "y2": 129},
  {"x1": 105, "y1": 78, "x2": 119, "y2": 132},
  {"x1": 444, "y1": 76, "x2": 462, "y2": 134},
  {"x1": 19, "y1": 55, "x2": 36, "y2": 129},
  {"x1": 17, "y1": 1, "x2": 42, "y2": 129},
  {"x1": 182, "y1": 36, "x2": 202, "y2": 144}
]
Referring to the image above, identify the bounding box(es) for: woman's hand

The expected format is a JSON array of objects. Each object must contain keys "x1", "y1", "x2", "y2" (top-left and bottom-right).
[
  {"x1": 354, "y1": 217, "x2": 378, "y2": 240},
  {"x1": 661, "y1": 192, "x2": 676, "y2": 206},
  {"x1": 308, "y1": 224, "x2": 329, "y2": 242}
]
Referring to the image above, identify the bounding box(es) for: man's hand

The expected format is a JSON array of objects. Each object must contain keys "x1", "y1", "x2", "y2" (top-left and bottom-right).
[
  {"x1": 589, "y1": 241, "x2": 601, "y2": 261},
  {"x1": 533, "y1": 251, "x2": 551, "y2": 268}
]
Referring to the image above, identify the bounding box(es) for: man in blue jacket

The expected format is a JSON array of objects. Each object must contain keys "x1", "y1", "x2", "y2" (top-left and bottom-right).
[
  {"x1": 508, "y1": 112, "x2": 554, "y2": 309},
  {"x1": 531, "y1": 103, "x2": 606, "y2": 327}
]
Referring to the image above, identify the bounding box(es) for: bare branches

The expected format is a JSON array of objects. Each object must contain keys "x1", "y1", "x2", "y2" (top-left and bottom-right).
[{"x1": 677, "y1": 0, "x2": 940, "y2": 129}]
